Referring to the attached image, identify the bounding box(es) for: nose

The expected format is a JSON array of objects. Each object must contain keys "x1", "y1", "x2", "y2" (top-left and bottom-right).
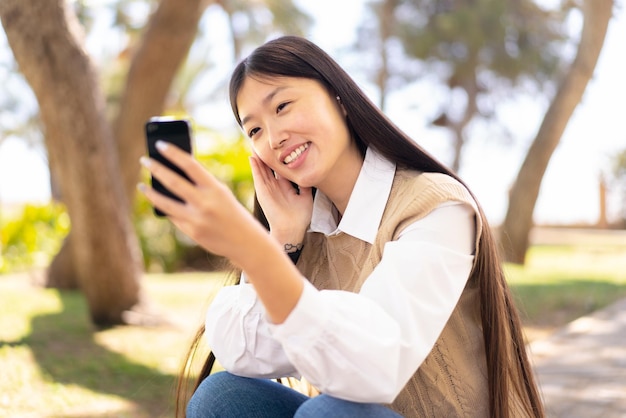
[{"x1": 267, "y1": 123, "x2": 287, "y2": 149}]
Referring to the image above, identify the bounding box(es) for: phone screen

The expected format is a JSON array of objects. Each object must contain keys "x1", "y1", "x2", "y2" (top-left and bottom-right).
[{"x1": 145, "y1": 117, "x2": 193, "y2": 217}]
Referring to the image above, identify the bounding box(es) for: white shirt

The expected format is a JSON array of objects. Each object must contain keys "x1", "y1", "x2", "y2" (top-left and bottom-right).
[{"x1": 204, "y1": 148, "x2": 476, "y2": 403}]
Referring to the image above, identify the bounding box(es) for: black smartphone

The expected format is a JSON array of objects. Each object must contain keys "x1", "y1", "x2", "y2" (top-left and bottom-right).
[{"x1": 145, "y1": 117, "x2": 194, "y2": 217}]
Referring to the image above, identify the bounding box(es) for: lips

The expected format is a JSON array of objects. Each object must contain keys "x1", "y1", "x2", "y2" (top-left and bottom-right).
[{"x1": 283, "y1": 142, "x2": 310, "y2": 164}]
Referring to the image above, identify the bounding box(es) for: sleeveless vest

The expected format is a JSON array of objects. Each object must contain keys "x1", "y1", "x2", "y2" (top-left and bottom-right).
[{"x1": 295, "y1": 170, "x2": 490, "y2": 417}]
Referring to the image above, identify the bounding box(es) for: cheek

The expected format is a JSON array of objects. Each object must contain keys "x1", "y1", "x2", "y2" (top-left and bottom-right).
[
  {"x1": 251, "y1": 142, "x2": 279, "y2": 169},
  {"x1": 308, "y1": 105, "x2": 345, "y2": 136}
]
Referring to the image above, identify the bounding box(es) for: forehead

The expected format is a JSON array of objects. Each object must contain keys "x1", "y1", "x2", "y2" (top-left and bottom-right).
[
  {"x1": 237, "y1": 76, "x2": 326, "y2": 111},
  {"x1": 237, "y1": 75, "x2": 286, "y2": 101}
]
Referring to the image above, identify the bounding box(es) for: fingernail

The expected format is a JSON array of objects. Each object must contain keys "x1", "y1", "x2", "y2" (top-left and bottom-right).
[
  {"x1": 156, "y1": 141, "x2": 168, "y2": 151},
  {"x1": 137, "y1": 183, "x2": 147, "y2": 193},
  {"x1": 139, "y1": 156, "x2": 151, "y2": 167}
]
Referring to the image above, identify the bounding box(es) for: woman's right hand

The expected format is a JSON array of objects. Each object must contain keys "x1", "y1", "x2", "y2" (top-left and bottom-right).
[{"x1": 249, "y1": 154, "x2": 313, "y2": 246}]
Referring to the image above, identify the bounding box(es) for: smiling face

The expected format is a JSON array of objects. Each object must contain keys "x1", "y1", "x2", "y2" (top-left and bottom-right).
[{"x1": 236, "y1": 75, "x2": 363, "y2": 203}]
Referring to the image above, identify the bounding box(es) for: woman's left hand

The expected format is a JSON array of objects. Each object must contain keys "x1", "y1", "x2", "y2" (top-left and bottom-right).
[
  {"x1": 139, "y1": 141, "x2": 269, "y2": 265},
  {"x1": 249, "y1": 154, "x2": 313, "y2": 245}
]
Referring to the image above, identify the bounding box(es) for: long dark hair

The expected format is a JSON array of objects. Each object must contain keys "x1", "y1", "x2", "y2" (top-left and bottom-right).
[{"x1": 176, "y1": 36, "x2": 544, "y2": 418}]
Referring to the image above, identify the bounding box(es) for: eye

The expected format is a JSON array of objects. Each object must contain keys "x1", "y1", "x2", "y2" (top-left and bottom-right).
[
  {"x1": 248, "y1": 127, "x2": 260, "y2": 138},
  {"x1": 276, "y1": 102, "x2": 290, "y2": 113}
]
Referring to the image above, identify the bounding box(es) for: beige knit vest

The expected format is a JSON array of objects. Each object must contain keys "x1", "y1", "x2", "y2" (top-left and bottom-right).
[{"x1": 295, "y1": 170, "x2": 489, "y2": 417}]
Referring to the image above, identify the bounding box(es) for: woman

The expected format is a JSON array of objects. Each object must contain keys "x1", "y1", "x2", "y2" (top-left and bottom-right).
[{"x1": 139, "y1": 35, "x2": 544, "y2": 417}]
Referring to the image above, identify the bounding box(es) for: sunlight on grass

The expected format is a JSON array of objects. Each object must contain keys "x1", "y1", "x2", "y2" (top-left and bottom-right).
[
  {"x1": 0, "y1": 279, "x2": 63, "y2": 341},
  {"x1": 0, "y1": 271, "x2": 227, "y2": 418},
  {"x1": 0, "y1": 301, "x2": 140, "y2": 418},
  {"x1": 506, "y1": 244, "x2": 626, "y2": 340},
  {"x1": 510, "y1": 245, "x2": 626, "y2": 282}
]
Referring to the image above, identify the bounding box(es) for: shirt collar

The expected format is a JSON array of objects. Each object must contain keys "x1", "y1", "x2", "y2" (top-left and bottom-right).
[{"x1": 309, "y1": 147, "x2": 396, "y2": 244}]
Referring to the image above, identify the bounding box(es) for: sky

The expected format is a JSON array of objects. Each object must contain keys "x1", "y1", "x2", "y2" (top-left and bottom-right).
[{"x1": 0, "y1": 1, "x2": 624, "y2": 226}]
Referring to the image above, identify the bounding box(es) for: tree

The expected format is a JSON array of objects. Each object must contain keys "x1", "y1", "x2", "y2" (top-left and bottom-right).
[
  {"x1": 112, "y1": 0, "x2": 211, "y2": 215},
  {"x1": 0, "y1": 0, "x2": 310, "y2": 326},
  {"x1": 0, "y1": 0, "x2": 210, "y2": 326},
  {"x1": 499, "y1": 0, "x2": 614, "y2": 264},
  {"x1": 70, "y1": 0, "x2": 311, "y2": 217},
  {"x1": 356, "y1": 0, "x2": 567, "y2": 172},
  {"x1": 354, "y1": 0, "x2": 398, "y2": 111},
  {"x1": 1, "y1": 0, "x2": 141, "y2": 325},
  {"x1": 217, "y1": 0, "x2": 312, "y2": 60}
]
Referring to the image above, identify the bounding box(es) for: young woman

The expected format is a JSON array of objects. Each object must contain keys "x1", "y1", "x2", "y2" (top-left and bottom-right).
[{"x1": 139, "y1": 35, "x2": 544, "y2": 418}]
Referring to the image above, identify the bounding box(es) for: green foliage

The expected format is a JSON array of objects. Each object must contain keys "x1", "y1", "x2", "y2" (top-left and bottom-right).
[
  {"x1": 195, "y1": 130, "x2": 255, "y2": 208},
  {"x1": 612, "y1": 148, "x2": 626, "y2": 181},
  {"x1": 0, "y1": 203, "x2": 70, "y2": 273},
  {"x1": 610, "y1": 148, "x2": 626, "y2": 225},
  {"x1": 374, "y1": 0, "x2": 568, "y2": 87},
  {"x1": 133, "y1": 191, "x2": 190, "y2": 273},
  {"x1": 0, "y1": 133, "x2": 254, "y2": 275},
  {"x1": 220, "y1": 0, "x2": 313, "y2": 56},
  {"x1": 355, "y1": 0, "x2": 572, "y2": 161}
]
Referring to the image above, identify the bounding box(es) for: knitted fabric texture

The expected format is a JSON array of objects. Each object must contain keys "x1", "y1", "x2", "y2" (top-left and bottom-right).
[{"x1": 296, "y1": 170, "x2": 490, "y2": 417}]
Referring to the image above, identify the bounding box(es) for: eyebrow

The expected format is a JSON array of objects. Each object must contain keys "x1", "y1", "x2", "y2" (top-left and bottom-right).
[{"x1": 240, "y1": 86, "x2": 288, "y2": 127}]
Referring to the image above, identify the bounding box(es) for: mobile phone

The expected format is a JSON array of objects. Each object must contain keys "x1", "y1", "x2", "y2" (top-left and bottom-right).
[{"x1": 145, "y1": 117, "x2": 194, "y2": 217}]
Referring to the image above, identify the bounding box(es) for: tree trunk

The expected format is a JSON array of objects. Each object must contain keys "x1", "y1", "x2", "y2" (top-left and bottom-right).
[
  {"x1": 499, "y1": 0, "x2": 613, "y2": 264},
  {"x1": 450, "y1": 127, "x2": 464, "y2": 174},
  {"x1": 45, "y1": 129, "x2": 77, "y2": 289},
  {"x1": 438, "y1": 73, "x2": 479, "y2": 174},
  {"x1": 46, "y1": 235, "x2": 79, "y2": 289},
  {"x1": 598, "y1": 174, "x2": 608, "y2": 228},
  {"x1": 114, "y1": 0, "x2": 211, "y2": 206},
  {"x1": 374, "y1": 0, "x2": 397, "y2": 111},
  {"x1": 1, "y1": 0, "x2": 144, "y2": 326}
]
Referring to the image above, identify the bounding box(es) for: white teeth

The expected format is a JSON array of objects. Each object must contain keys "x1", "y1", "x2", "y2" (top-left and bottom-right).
[{"x1": 284, "y1": 143, "x2": 309, "y2": 164}]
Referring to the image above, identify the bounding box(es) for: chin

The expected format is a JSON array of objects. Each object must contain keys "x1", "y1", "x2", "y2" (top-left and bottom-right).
[{"x1": 293, "y1": 177, "x2": 316, "y2": 189}]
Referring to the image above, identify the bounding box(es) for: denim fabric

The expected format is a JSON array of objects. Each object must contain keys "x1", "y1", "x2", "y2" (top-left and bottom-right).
[{"x1": 186, "y1": 372, "x2": 403, "y2": 418}]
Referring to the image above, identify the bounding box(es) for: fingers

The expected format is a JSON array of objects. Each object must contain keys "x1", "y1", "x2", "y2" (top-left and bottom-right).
[
  {"x1": 139, "y1": 144, "x2": 210, "y2": 217},
  {"x1": 140, "y1": 153, "x2": 195, "y2": 194},
  {"x1": 138, "y1": 156, "x2": 191, "y2": 216},
  {"x1": 153, "y1": 141, "x2": 213, "y2": 188},
  {"x1": 137, "y1": 180, "x2": 186, "y2": 217},
  {"x1": 249, "y1": 155, "x2": 295, "y2": 195},
  {"x1": 249, "y1": 155, "x2": 275, "y2": 185}
]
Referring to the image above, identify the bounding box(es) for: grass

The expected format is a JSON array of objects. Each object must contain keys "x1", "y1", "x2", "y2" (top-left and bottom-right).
[
  {"x1": 0, "y1": 272, "x2": 224, "y2": 418},
  {"x1": 506, "y1": 243, "x2": 626, "y2": 340},
  {"x1": 1, "y1": 242, "x2": 625, "y2": 417}
]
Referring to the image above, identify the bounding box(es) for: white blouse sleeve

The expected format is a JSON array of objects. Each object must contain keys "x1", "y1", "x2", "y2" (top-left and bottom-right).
[
  {"x1": 204, "y1": 202, "x2": 475, "y2": 403},
  {"x1": 204, "y1": 282, "x2": 299, "y2": 379}
]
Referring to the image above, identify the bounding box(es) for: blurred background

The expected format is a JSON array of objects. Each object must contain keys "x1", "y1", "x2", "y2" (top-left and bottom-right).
[
  {"x1": 2, "y1": 1, "x2": 625, "y2": 223},
  {"x1": 0, "y1": 1, "x2": 625, "y2": 416},
  {"x1": 1, "y1": 0, "x2": 624, "y2": 309},
  {"x1": 1, "y1": 1, "x2": 625, "y2": 221}
]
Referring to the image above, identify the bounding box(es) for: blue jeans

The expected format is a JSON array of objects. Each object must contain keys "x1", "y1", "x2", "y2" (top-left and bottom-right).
[{"x1": 186, "y1": 371, "x2": 403, "y2": 418}]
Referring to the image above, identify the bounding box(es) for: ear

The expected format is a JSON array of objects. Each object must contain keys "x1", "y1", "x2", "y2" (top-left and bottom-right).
[{"x1": 335, "y1": 95, "x2": 347, "y2": 116}]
